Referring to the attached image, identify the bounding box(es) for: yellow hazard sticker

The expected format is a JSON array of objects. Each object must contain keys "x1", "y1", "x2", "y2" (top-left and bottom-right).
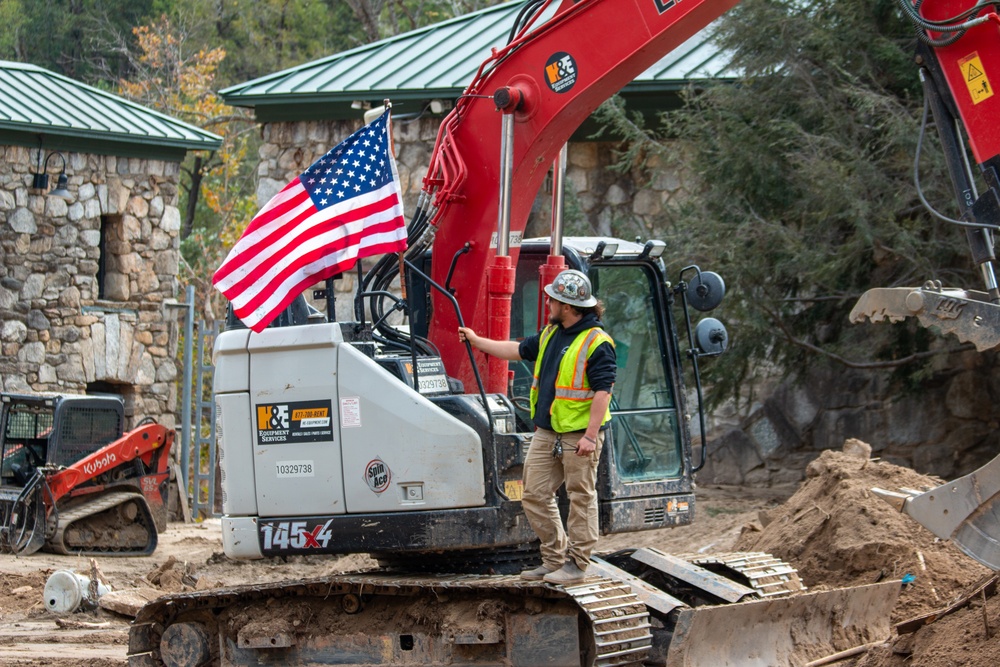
[
  {"x1": 959, "y1": 52, "x2": 993, "y2": 105},
  {"x1": 504, "y1": 480, "x2": 524, "y2": 501}
]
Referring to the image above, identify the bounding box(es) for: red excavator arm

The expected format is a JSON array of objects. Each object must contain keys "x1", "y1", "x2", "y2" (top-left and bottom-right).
[{"x1": 420, "y1": 0, "x2": 739, "y2": 393}]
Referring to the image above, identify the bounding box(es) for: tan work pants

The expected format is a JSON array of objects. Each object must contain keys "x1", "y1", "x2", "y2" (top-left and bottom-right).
[{"x1": 522, "y1": 428, "x2": 603, "y2": 571}]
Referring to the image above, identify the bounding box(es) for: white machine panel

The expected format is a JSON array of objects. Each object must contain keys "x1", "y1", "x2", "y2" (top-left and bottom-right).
[
  {"x1": 216, "y1": 393, "x2": 257, "y2": 516},
  {"x1": 338, "y1": 343, "x2": 486, "y2": 513},
  {"x1": 248, "y1": 323, "x2": 346, "y2": 517}
]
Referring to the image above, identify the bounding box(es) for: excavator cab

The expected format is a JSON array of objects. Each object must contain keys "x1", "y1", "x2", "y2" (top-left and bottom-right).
[{"x1": 511, "y1": 238, "x2": 715, "y2": 534}]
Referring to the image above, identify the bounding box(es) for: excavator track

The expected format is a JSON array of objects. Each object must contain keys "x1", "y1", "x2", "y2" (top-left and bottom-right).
[
  {"x1": 128, "y1": 572, "x2": 651, "y2": 667},
  {"x1": 48, "y1": 489, "x2": 157, "y2": 556},
  {"x1": 559, "y1": 578, "x2": 652, "y2": 666},
  {"x1": 683, "y1": 551, "x2": 806, "y2": 597}
]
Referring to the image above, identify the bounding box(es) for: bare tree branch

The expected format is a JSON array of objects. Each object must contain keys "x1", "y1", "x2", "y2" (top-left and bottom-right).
[{"x1": 759, "y1": 302, "x2": 972, "y2": 369}]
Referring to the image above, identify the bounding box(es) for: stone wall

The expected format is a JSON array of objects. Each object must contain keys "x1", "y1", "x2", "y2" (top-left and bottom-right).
[
  {"x1": 0, "y1": 144, "x2": 184, "y2": 428},
  {"x1": 698, "y1": 349, "x2": 1000, "y2": 486}
]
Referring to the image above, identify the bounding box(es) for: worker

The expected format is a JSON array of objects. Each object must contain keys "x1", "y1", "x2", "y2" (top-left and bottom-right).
[{"x1": 458, "y1": 269, "x2": 615, "y2": 586}]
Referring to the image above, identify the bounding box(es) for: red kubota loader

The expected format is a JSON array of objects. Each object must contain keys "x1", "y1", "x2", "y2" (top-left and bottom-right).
[{"x1": 0, "y1": 392, "x2": 173, "y2": 556}]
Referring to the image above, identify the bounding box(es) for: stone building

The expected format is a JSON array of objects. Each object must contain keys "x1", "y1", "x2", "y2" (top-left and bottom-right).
[{"x1": 0, "y1": 61, "x2": 221, "y2": 428}]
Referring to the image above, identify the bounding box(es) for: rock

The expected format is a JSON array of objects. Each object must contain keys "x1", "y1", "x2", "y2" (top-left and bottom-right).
[
  {"x1": 158, "y1": 569, "x2": 186, "y2": 593},
  {"x1": 145, "y1": 554, "x2": 178, "y2": 585},
  {"x1": 195, "y1": 576, "x2": 221, "y2": 591},
  {"x1": 9, "y1": 207, "x2": 36, "y2": 233},
  {"x1": 842, "y1": 438, "x2": 872, "y2": 460},
  {"x1": 98, "y1": 588, "x2": 161, "y2": 618}
]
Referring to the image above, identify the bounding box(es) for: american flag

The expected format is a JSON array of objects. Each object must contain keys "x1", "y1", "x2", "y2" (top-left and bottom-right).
[{"x1": 213, "y1": 110, "x2": 407, "y2": 332}]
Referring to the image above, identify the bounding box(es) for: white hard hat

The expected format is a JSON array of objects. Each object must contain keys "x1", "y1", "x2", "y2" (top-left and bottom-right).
[{"x1": 544, "y1": 269, "x2": 597, "y2": 307}]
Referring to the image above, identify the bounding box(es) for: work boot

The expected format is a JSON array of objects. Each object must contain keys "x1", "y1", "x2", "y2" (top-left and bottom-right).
[
  {"x1": 521, "y1": 563, "x2": 559, "y2": 581},
  {"x1": 543, "y1": 562, "x2": 588, "y2": 586}
]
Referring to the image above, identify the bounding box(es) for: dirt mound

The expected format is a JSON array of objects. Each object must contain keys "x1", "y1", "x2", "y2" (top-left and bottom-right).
[{"x1": 735, "y1": 445, "x2": 990, "y2": 623}]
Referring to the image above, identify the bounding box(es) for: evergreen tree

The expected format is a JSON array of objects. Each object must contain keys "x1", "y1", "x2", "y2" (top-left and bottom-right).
[{"x1": 596, "y1": 0, "x2": 976, "y2": 404}]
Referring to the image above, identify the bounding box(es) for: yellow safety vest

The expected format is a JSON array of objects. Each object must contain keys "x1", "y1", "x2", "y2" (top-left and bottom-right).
[{"x1": 530, "y1": 325, "x2": 614, "y2": 432}]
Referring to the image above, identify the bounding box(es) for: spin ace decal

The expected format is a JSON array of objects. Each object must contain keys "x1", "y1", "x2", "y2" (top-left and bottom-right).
[{"x1": 365, "y1": 457, "x2": 391, "y2": 494}]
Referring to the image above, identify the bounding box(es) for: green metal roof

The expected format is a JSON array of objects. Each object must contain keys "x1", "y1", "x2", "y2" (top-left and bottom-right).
[
  {"x1": 220, "y1": 0, "x2": 735, "y2": 122},
  {"x1": 0, "y1": 60, "x2": 222, "y2": 160}
]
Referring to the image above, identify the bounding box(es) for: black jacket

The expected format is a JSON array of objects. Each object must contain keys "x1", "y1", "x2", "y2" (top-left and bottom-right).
[{"x1": 517, "y1": 313, "x2": 616, "y2": 431}]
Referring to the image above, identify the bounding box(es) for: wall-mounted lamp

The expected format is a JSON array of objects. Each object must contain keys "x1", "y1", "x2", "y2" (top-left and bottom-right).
[
  {"x1": 429, "y1": 99, "x2": 452, "y2": 114},
  {"x1": 32, "y1": 149, "x2": 73, "y2": 202}
]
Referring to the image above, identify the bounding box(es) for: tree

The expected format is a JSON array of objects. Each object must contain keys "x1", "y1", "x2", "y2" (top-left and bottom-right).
[
  {"x1": 595, "y1": 0, "x2": 974, "y2": 405},
  {"x1": 115, "y1": 16, "x2": 258, "y2": 311},
  {"x1": 345, "y1": 0, "x2": 507, "y2": 42},
  {"x1": 0, "y1": 0, "x2": 155, "y2": 80}
]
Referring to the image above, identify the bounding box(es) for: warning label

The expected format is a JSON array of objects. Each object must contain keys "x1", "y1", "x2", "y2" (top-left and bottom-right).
[
  {"x1": 255, "y1": 399, "x2": 334, "y2": 445},
  {"x1": 959, "y1": 52, "x2": 993, "y2": 105}
]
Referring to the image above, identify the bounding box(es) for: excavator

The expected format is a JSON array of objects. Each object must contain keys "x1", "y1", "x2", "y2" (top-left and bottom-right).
[{"x1": 121, "y1": 0, "x2": 988, "y2": 665}]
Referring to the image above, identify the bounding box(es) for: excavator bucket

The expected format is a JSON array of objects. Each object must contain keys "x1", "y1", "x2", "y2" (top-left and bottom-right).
[
  {"x1": 874, "y1": 454, "x2": 1000, "y2": 570},
  {"x1": 853, "y1": 285, "x2": 1000, "y2": 569},
  {"x1": 665, "y1": 581, "x2": 901, "y2": 667},
  {"x1": 849, "y1": 283, "x2": 1000, "y2": 351}
]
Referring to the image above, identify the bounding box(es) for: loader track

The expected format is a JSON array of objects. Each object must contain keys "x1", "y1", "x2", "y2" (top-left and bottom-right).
[
  {"x1": 128, "y1": 571, "x2": 651, "y2": 666},
  {"x1": 49, "y1": 490, "x2": 156, "y2": 556}
]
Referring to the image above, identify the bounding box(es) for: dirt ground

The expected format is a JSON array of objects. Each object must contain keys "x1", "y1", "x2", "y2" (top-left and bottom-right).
[{"x1": 0, "y1": 440, "x2": 995, "y2": 666}]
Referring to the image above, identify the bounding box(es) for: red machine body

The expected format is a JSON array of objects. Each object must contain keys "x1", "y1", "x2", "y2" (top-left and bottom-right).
[
  {"x1": 46, "y1": 422, "x2": 173, "y2": 506},
  {"x1": 921, "y1": 0, "x2": 1000, "y2": 164}
]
